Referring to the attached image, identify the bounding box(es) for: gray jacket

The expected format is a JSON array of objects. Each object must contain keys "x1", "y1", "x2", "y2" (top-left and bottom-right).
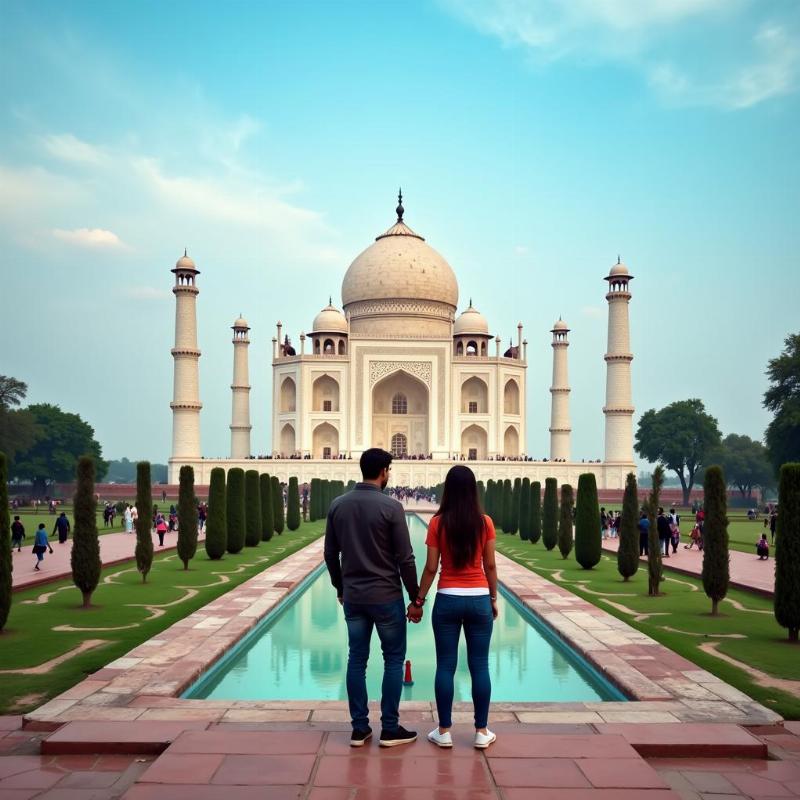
[{"x1": 324, "y1": 483, "x2": 419, "y2": 604}]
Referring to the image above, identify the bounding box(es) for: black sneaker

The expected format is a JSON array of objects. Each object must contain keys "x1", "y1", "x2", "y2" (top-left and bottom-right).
[
  {"x1": 350, "y1": 727, "x2": 372, "y2": 747},
  {"x1": 379, "y1": 726, "x2": 417, "y2": 747}
]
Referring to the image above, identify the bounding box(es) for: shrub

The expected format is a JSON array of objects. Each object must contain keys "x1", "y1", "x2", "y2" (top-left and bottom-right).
[
  {"x1": 226, "y1": 467, "x2": 246, "y2": 554},
  {"x1": 272, "y1": 476, "x2": 285, "y2": 534},
  {"x1": 0, "y1": 453, "x2": 12, "y2": 630},
  {"x1": 702, "y1": 465, "x2": 730, "y2": 616},
  {"x1": 519, "y1": 478, "x2": 531, "y2": 540},
  {"x1": 70, "y1": 456, "x2": 101, "y2": 607},
  {"x1": 574, "y1": 474, "x2": 601, "y2": 569},
  {"x1": 507, "y1": 477, "x2": 521, "y2": 535},
  {"x1": 346, "y1": 480, "x2": 356, "y2": 492},
  {"x1": 542, "y1": 478, "x2": 558, "y2": 550},
  {"x1": 287, "y1": 477, "x2": 301, "y2": 530},
  {"x1": 775, "y1": 463, "x2": 800, "y2": 641},
  {"x1": 309, "y1": 478, "x2": 319, "y2": 521},
  {"x1": 646, "y1": 466, "x2": 664, "y2": 596},
  {"x1": 177, "y1": 465, "x2": 199, "y2": 568},
  {"x1": 205, "y1": 467, "x2": 227, "y2": 559},
  {"x1": 244, "y1": 469, "x2": 262, "y2": 547},
  {"x1": 530, "y1": 481, "x2": 542, "y2": 544},
  {"x1": 135, "y1": 462, "x2": 154, "y2": 582},
  {"x1": 617, "y1": 472, "x2": 640, "y2": 581},
  {"x1": 501, "y1": 479, "x2": 513, "y2": 533},
  {"x1": 321, "y1": 480, "x2": 331, "y2": 518},
  {"x1": 485, "y1": 479, "x2": 495, "y2": 521},
  {"x1": 260, "y1": 473, "x2": 274, "y2": 542},
  {"x1": 477, "y1": 480, "x2": 486, "y2": 512},
  {"x1": 557, "y1": 483, "x2": 574, "y2": 558}
]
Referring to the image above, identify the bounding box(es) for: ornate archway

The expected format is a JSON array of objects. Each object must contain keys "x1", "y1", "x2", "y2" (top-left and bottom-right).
[
  {"x1": 461, "y1": 424, "x2": 488, "y2": 460},
  {"x1": 280, "y1": 423, "x2": 296, "y2": 456},
  {"x1": 371, "y1": 370, "x2": 429, "y2": 458},
  {"x1": 312, "y1": 422, "x2": 339, "y2": 458}
]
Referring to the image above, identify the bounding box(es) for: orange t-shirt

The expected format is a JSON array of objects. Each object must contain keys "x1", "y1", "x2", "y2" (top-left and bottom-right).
[{"x1": 425, "y1": 514, "x2": 496, "y2": 589}]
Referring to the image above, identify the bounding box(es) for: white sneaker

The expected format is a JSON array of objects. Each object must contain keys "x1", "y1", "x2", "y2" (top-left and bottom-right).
[
  {"x1": 474, "y1": 729, "x2": 497, "y2": 749},
  {"x1": 427, "y1": 727, "x2": 453, "y2": 748}
]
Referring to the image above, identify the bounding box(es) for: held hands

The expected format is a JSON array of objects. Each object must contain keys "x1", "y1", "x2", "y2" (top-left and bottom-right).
[{"x1": 406, "y1": 603, "x2": 423, "y2": 623}]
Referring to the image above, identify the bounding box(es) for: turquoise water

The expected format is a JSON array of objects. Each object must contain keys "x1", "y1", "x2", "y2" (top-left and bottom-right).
[{"x1": 186, "y1": 515, "x2": 624, "y2": 702}]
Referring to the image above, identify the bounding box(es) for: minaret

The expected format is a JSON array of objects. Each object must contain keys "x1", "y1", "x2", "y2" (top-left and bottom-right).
[
  {"x1": 170, "y1": 250, "x2": 202, "y2": 461},
  {"x1": 230, "y1": 315, "x2": 252, "y2": 459},
  {"x1": 549, "y1": 319, "x2": 571, "y2": 461},
  {"x1": 603, "y1": 257, "x2": 635, "y2": 463}
]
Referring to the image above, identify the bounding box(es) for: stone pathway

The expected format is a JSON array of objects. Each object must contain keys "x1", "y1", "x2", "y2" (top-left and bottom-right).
[
  {"x1": 600, "y1": 537, "x2": 775, "y2": 596},
  {"x1": 11, "y1": 528, "x2": 206, "y2": 591}
]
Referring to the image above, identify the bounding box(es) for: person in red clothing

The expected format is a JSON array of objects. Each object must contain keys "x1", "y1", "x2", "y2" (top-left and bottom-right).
[{"x1": 415, "y1": 465, "x2": 498, "y2": 750}]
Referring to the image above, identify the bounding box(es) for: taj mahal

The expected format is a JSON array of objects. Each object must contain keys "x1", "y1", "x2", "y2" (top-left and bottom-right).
[{"x1": 167, "y1": 193, "x2": 636, "y2": 489}]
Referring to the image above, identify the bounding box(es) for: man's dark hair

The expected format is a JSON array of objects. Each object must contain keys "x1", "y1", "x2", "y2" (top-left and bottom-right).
[{"x1": 360, "y1": 448, "x2": 392, "y2": 480}]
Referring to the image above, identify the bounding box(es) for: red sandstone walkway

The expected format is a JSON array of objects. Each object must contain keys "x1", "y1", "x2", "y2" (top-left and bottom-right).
[
  {"x1": 11, "y1": 528, "x2": 206, "y2": 591},
  {"x1": 601, "y1": 536, "x2": 775, "y2": 596}
]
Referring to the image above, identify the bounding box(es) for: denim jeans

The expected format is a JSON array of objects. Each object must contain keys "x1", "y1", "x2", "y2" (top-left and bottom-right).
[
  {"x1": 343, "y1": 599, "x2": 406, "y2": 732},
  {"x1": 432, "y1": 593, "x2": 493, "y2": 730}
]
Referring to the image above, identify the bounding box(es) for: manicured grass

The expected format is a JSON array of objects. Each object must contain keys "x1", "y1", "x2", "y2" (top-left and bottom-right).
[
  {"x1": 495, "y1": 535, "x2": 800, "y2": 720},
  {"x1": 0, "y1": 519, "x2": 325, "y2": 714}
]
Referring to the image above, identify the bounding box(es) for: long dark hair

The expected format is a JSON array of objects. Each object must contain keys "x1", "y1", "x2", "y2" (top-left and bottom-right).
[{"x1": 434, "y1": 465, "x2": 486, "y2": 569}]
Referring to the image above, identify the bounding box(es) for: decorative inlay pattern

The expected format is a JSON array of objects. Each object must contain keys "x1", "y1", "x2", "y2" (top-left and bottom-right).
[
  {"x1": 369, "y1": 360, "x2": 432, "y2": 388},
  {"x1": 346, "y1": 299, "x2": 455, "y2": 319}
]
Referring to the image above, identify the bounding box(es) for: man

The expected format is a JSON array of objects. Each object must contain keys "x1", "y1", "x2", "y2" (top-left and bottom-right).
[
  {"x1": 656, "y1": 507, "x2": 671, "y2": 558},
  {"x1": 53, "y1": 511, "x2": 71, "y2": 544},
  {"x1": 324, "y1": 448, "x2": 421, "y2": 748},
  {"x1": 11, "y1": 516, "x2": 25, "y2": 552},
  {"x1": 638, "y1": 511, "x2": 650, "y2": 556}
]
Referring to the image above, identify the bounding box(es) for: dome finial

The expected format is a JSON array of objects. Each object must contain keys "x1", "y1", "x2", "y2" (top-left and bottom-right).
[
  {"x1": 328, "y1": 295, "x2": 332, "y2": 306},
  {"x1": 396, "y1": 187, "x2": 404, "y2": 222},
  {"x1": 617, "y1": 254, "x2": 621, "y2": 264},
  {"x1": 469, "y1": 297, "x2": 473, "y2": 308},
  {"x1": 184, "y1": 247, "x2": 187, "y2": 257}
]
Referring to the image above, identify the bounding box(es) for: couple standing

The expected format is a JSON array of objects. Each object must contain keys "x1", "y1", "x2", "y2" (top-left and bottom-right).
[{"x1": 324, "y1": 448, "x2": 498, "y2": 750}]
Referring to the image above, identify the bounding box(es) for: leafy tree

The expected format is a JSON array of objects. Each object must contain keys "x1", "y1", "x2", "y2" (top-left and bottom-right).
[
  {"x1": 106, "y1": 458, "x2": 168, "y2": 484},
  {"x1": 10, "y1": 403, "x2": 107, "y2": 495},
  {"x1": 272, "y1": 476, "x2": 285, "y2": 534},
  {"x1": 714, "y1": 434, "x2": 773, "y2": 498},
  {"x1": 646, "y1": 466, "x2": 664, "y2": 596},
  {"x1": 530, "y1": 481, "x2": 542, "y2": 544},
  {"x1": 0, "y1": 376, "x2": 27, "y2": 408},
  {"x1": 226, "y1": 468, "x2": 246, "y2": 554},
  {"x1": 774, "y1": 463, "x2": 800, "y2": 642},
  {"x1": 764, "y1": 334, "x2": 800, "y2": 473},
  {"x1": 557, "y1": 483, "x2": 574, "y2": 559},
  {"x1": 0, "y1": 377, "x2": 37, "y2": 466},
  {"x1": 542, "y1": 478, "x2": 558, "y2": 550},
  {"x1": 617, "y1": 473, "x2": 640, "y2": 581},
  {"x1": 287, "y1": 476, "x2": 301, "y2": 531},
  {"x1": 635, "y1": 399, "x2": 721, "y2": 505},
  {"x1": 177, "y1": 465, "x2": 199, "y2": 568},
  {"x1": 702, "y1": 465, "x2": 730, "y2": 616},
  {"x1": 260, "y1": 473, "x2": 274, "y2": 541},
  {"x1": 71, "y1": 456, "x2": 101, "y2": 606},
  {"x1": 0, "y1": 452, "x2": 11, "y2": 631},
  {"x1": 135, "y1": 462, "x2": 153, "y2": 582},
  {"x1": 574, "y1": 474, "x2": 601, "y2": 569},
  {"x1": 519, "y1": 477, "x2": 531, "y2": 540},
  {"x1": 244, "y1": 470, "x2": 262, "y2": 547},
  {"x1": 205, "y1": 468, "x2": 227, "y2": 559}
]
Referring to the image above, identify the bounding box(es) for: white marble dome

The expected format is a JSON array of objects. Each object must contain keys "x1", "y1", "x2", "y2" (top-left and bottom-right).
[
  {"x1": 454, "y1": 302, "x2": 489, "y2": 336},
  {"x1": 552, "y1": 318, "x2": 568, "y2": 331},
  {"x1": 175, "y1": 250, "x2": 196, "y2": 270},
  {"x1": 312, "y1": 302, "x2": 348, "y2": 334},
  {"x1": 233, "y1": 315, "x2": 249, "y2": 329},
  {"x1": 609, "y1": 259, "x2": 629, "y2": 277}
]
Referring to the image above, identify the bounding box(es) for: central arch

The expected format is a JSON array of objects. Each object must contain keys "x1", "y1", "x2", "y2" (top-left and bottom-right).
[
  {"x1": 461, "y1": 424, "x2": 488, "y2": 460},
  {"x1": 371, "y1": 370, "x2": 429, "y2": 458}
]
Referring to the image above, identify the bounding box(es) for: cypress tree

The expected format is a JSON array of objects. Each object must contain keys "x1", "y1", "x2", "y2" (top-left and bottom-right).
[
  {"x1": 530, "y1": 481, "x2": 542, "y2": 544},
  {"x1": 574, "y1": 473, "x2": 601, "y2": 569},
  {"x1": 71, "y1": 456, "x2": 102, "y2": 606},
  {"x1": 0, "y1": 453, "x2": 9, "y2": 631},
  {"x1": 321, "y1": 480, "x2": 331, "y2": 517},
  {"x1": 557, "y1": 483, "x2": 574, "y2": 559},
  {"x1": 501, "y1": 479, "x2": 513, "y2": 532},
  {"x1": 309, "y1": 478, "x2": 319, "y2": 521},
  {"x1": 226, "y1": 467, "x2": 246, "y2": 553},
  {"x1": 272, "y1": 476, "x2": 285, "y2": 534},
  {"x1": 287, "y1": 477, "x2": 301, "y2": 530},
  {"x1": 244, "y1": 470, "x2": 262, "y2": 547},
  {"x1": 775, "y1": 463, "x2": 800, "y2": 642},
  {"x1": 508, "y1": 477, "x2": 521, "y2": 535},
  {"x1": 135, "y1": 461, "x2": 154, "y2": 582},
  {"x1": 177, "y1": 465, "x2": 199, "y2": 568},
  {"x1": 519, "y1": 478, "x2": 532, "y2": 540},
  {"x1": 617, "y1": 472, "x2": 640, "y2": 581},
  {"x1": 205, "y1": 467, "x2": 227, "y2": 559},
  {"x1": 477, "y1": 480, "x2": 486, "y2": 512},
  {"x1": 485, "y1": 479, "x2": 495, "y2": 521},
  {"x1": 701, "y1": 465, "x2": 730, "y2": 616},
  {"x1": 542, "y1": 478, "x2": 558, "y2": 550},
  {"x1": 646, "y1": 466, "x2": 664, "y2": 596},
  {"x1": 260, "y1": 473, "x2": 274, "y2": 541},
  {"x1": 346, "y1": 479, "x2": 356, "y2": 492}
]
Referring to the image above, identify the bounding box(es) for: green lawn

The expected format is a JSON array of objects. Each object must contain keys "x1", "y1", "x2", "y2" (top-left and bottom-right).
[
  {"x1": 495, "y1": 535, "x2": 800, "y2": 720},
  {"x1": 0, "y1": 520, "x2": 325, "y2": 715}
]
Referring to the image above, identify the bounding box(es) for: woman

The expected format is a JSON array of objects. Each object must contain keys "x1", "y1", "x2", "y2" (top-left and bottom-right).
[
  {"x1": 155, "y1": 514, "x2": 168, "y2": 546},
  {"x1": 32, "y1": 523, "x2": 53, "y2": 571},
  {"x1": 416, "y1": 465, "x2": 498, "y2": 749},
  {"x1": 123, "y1": 504, "x2": 133, "y2": 534}
]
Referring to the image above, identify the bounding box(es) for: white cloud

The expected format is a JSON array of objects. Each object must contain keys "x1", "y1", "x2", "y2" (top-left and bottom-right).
[
  {"x1": 40, "y1": 133, "x2": 109, "y2": 165},
  {"x1": 53, "y1": 227, "x2": 125, "y2": 248},
  {"x1": 581, "y1": 305, "x2": 605, "y2": 319},
  {"x1": 123, "y1": 286, "x2": 171, "y2": 301}
]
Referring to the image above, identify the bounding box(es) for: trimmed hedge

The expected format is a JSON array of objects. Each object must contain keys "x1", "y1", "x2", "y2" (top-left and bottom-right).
[
  {"x1": 617, "y1": 472, "x2": 640, "y2": 581},
  {"x1": 574, "y1": 473, "x2": 601, "y2": 569},
  {"x1": 71, "y1": 456, "x2": 101, "y2": 606},
  {"x1": 226, "y1": 467, "x2": 246, "y2": 554},
  {"x1": 272, "y1": 476, "x2": 285, "y2": 534},
  {"x1": 244, "y1": 469, "x2": 262, "y2": 547},
  {"x1": 177, "y1": 465, "x2": 199, "y2": 568},
  {"x1": 135, "y1": 462, "x2": 154, "y2": 582},
  {"x1": 205, "y1": 467, "x2": 227, "y2": 559},
  {"x1": 519, "y1": 477, "x2": 531, "y2": 540},
  {"x1": 557, "y1": 483, "x2": 574, "y2": 559},
  {"x1": 287, "y1": 477, "x2": 301, "y2": 531},
  {"x1": 530, "y1": 481, "x2": 542, "y2": 544},
  {"x1": 501, "y1": 479, "x2": 513, "y2": 533},
  {"x1": 260, "y1": 473, "x2": 274, "y2": 541},
  {"x1": 508, "y1": 477, "x2": 521, "y2": 536},
  {"x1": 542, "y1": 478, "x2": 558, "y2": 550},
  {"x1": 702, "y1": 465, "x2": 729, "y2": 615},
  {"x1": 485, "y1": 479, "x2": 495, "y2": 522},
  {"x1": 775, "y1": 463, "x2": 800, "y2": 641}
]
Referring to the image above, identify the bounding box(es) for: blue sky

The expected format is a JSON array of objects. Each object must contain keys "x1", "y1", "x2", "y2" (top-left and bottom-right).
[{"x1": 1, "y1": 0, "x2": 798, "y2": 464}]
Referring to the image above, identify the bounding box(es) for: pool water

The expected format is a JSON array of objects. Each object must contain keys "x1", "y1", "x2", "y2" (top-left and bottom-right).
[{"x1": 185, "y1": 514, "x2": 624, "y2": 702}]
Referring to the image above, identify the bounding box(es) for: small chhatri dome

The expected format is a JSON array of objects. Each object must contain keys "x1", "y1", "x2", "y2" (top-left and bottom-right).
[
  {"x1": 175, "y1": 248, "x2": 197, "y2": 270},
  {"x1": 552, "y1": 318, "x2": 569, "y2": 331},
  {"x1": 609, "y1": 255, "x2": 630, "y2": 277},
  {"x1": 312, "y1": 300, "x2": 348, "y2": 334},
  {"x1": 233, "y1": 314, "x2": 249, "y2": 329},
  {"x1": 454, "y1": 300, "x2": 489, "y2": 336}
]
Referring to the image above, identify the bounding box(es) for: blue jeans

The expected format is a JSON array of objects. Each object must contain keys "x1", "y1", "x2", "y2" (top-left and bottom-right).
[
  {"x1": 432, "y1": 593, "x2": 493, "y2": 729},
  {"x1": 343, "y1": 599, "x2": 406, "y2": 732}
]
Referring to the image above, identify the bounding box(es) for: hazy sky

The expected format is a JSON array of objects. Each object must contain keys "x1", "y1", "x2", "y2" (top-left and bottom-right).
[{"x1": 1, "y1": 0, "x2": 798, "y2": 464}]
